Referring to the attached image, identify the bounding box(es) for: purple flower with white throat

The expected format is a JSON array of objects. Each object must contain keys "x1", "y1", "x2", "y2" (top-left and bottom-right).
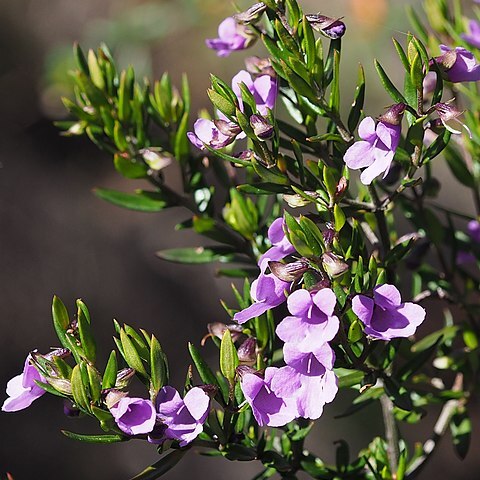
[
  {"x1": 2, "y1": 353, "x2": 46, "y2": 412},
  {"x1": 259, "y1": 217, "x2": 296, "y2": 264},
  {"x1": 352, "y1": 284, "x2": 426, "y2": 340},
  {"x1": 108, "y1": 396, "x2": 156, "y2": 436},
  {"x1": 187, "y1": 118, "x2": 237, "y2": 151},
  {"x1": 461, "y1": 20, "x2": 480, "y2": 49},
  {"x1": 435, "y1": 45, "x2": 480, "y2": 83},
  {"x1": 155, "y1": 386, "x2": 210, "y2": 446},
  {"x1": 206, "y1": 17, "x2": 253, "y2": 57},
  {"x1": 231, "y1": 70, "x2": 278, "y2": 116},
  {"x1": 344, "y1": 105, "x2": 405, "y2": 185},
  {"x1": 240, "y1": 367, "x2": 298, "y2": 427},
  {"x1": 276, "y1": 288, "x2": 340, "y2": 350},
  {"x1": 234, "y1": 258, "x2": 290, "y2": 324}
]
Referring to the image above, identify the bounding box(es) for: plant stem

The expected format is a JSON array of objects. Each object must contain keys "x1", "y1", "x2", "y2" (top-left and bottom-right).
[{"x1": 380, "y1": 393, "x2": 399, "y2": 475}]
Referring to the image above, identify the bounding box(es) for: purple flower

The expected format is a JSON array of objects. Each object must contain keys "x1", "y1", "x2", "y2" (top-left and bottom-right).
[
  {"x1": 2, "y1": 354, "x2": 46, "y2": 412},
  {"x1": 270, "y1": 364, "x2": 338, "y2": 419},
  {"x1": 231, "y1": 70, "x2": 278, "y2": 116},
  {"x1": 234, "y1": 258, "x2": 290, "y2": 324},
  {"x1": 259, "y1": 217, "x2": 296, "y2": 264},
  {"x1": 206, "y1": 17, "x2": 252, "y2": 57},
  {"x1": 276, "y1": 288, "x2": 340, "y2": 350},
  {"x1": 109, "y1": 397, "x2": 156, "y2": 435},
  {"x1": 155, "y1": 386, "x2": 210, "y2": 446},
  {"x1": 352, "y1": 284, "x2": 426, "y2": 340},
  {"x1": 344, "y1": 116, "x2": 402, "y2": 185},
  {"x1": 468, "y1": 220, "x2": 480, "y2": 243},
  {"x1": 461, "y1": 20, "x2": 480, "y2": 50},
  {"x1": 240, "y1": 367, "x2": 298, "y2": 427},
  {"x1": 187, "y1": 118, "x2": 236, "y2": 150},
  {"x1": 436, "y1": 45, "x2": 480, "y2": 83}
]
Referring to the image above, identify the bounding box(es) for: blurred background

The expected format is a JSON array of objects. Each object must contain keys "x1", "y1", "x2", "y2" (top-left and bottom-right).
[{"x1": 0, "y1": 0, "x2": 478, "y2": 478}]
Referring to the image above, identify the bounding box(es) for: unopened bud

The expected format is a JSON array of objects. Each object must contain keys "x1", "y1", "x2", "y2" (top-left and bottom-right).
[
  {"x1": 140, "y1": 149, "x2": 173, "y2": 171},
  {"x1": 115, "y1": 368, "x2": 135, "y2": 388},
  {"x1": 250, "y1": 114, "x2": 274, "y2": 140},
  {"x1": 245, "y1": 56, "x2": 276, "y2": 77},
  {"x1": 335, "y1": 177, "x2": 348, "y2": 199},
  {"x1": 322, "y1": 252, "x2": 349, "y2": 278},
  {"x1": 268, "y1": 259, "x2": 309, "y2": 282},
  {"x1": 323, "y1": 224, "x2": 336, "y2": 247},
  {"x1": 46, "y1": 377, "x2": 72, "y2": 395},
  {"x1": 283, "y1": 193, "x2": 315, "y2": 208},
  {"x1": 237, "y1": 337, "x2": 257, "y2": 365},
  {"x1": 378, "y1": 103, "x2": 406, "y2": 126},
  {"x1": 213, "y1": 119, "x2": 242, "y2": 137},
  {"x1": 206, "y1": 322, "x2": 243, "y2": 343},
  {"x1": 234, "y1": 2, "x2": 266, "y2": 24},
  {"x1": 198, "y1": 384, "x2": 219, "y2": 397},
  {"x1": 63, "y1": 400, "x2": 80, "y2": 417},
  {"x1": 306, "y1": 14, "x2": 346, "y2": 39}
]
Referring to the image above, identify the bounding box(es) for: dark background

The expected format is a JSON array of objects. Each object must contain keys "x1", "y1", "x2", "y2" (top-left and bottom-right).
[{"x1": 0, "y1": 0, "x2": 478, "y2": 478}]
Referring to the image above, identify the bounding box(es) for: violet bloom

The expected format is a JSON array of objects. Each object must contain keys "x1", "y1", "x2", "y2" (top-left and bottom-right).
[
  {"x1": 206, "y1": 17, "x2": 252, "y2": 57},
  {"x1": 156, "y1": 386, "x2": 210, "y2": 446},
  {"x1": 468, "y1": 220, "x2": 480, "y2": 243},
  {"x1": 231, "y1": 70, "x2": 278, "y2": 116},
  {"x1": 187, "y1": 118, "x2": 236, "y2": 151},
  {"x1": 271, "y1": 363, "x2": 338, "y2": 420},
  {"x1": 461, "y1": 20, "x2": 480, "y2": 50},
  {"x1": 352, "y1": 284, "x2": 426, "y2": 341},
  {"x1": 276, "y1": 288, "x2": 340, "y2": 350},
  {"x1": 343, "y1": 116, "x2": 401, "y2": 185},
  {"x1": 109, "y1": 397, "x2": 156, "y2": 436},
  {"x1": 240, "y1": 367, "x2": 298, "y2": 427},
  {"x1": 436, "y1": 45, "x2": 480, "y2": 83},
  {"x1": 2, "y1": 354, "x2": 46, "y2": 412},
  {"x1": 234, "y1": 258, "x2": 290, "y2": 324},
  {"x1": 258, "y1": 217, "x2": 296, "y2": 264}
]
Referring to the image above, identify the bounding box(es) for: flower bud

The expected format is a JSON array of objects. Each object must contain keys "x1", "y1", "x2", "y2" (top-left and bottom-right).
[
  {"x1": 245, "y1": 56, "x2": 276, "y2": 77},
  {"x1": 63, "y1": 400, "x2": 80, "y2": 417},
  {"x1": 335, "y1": 177, "x2": 348, "y2": 200},
  {"x1": 306, "y1": 14, "x2": 346, "y2": 39},
  {"x1": 233, "y1": 2, "x2": 267, "y2": 24},
  {"x1": 323, "y1": 224, "x2": 336, "y2": 247},
  {"x1": 268, "y1": 259, "x2": 309, "y2": 282},
  {"x1": 283, "y1": 193, "x2": 315, "y2": 208},
  {"x1": 140, "y1": 149, "x2": 173, "y2": 171},
  {"x1": 197, "y1": 384, "x2": 219, "y2": 398},
  {"x1": 213, "y1": 119, "x2": 242, "y2": 137},
  {"x1": 321, "y1": 252, "x2": 349, "y2": 278},
  {"x1": 250, "y1": 114, "x2": 274, "y2": 140},
  {"x1": 115, "y1": 368, "x2": 135, "y2": 389},
  {"x1": 237, "y1": 337, "x2": 257, "y2": 365},
  {"x1": 206, "y1": 322, "x2": 243, "y2": 342},
  {"x1": 378, "y1": 103, "x2": 406, "y2": 126}
]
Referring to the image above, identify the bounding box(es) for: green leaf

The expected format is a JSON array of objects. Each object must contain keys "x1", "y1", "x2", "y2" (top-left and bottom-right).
[
  {"x1": 335, "y1": 368, "x2": 365, "y2": 388},
  {"x1": 77, "y1": 301, "x2": 96, "y2": 363},
  {"x1": 334, "y1": 204, "x2": 346, "y2": 231},
  {"x1": 397, "y1": 337, "x2": 442, "y2": 381},
  {"x1": 411, "y1": 327, "x2": 460, "y2": 352},
  {"x1": 73, "y1": 42, "x2": 89, "y2": 76},
  {"x1": 94, "y1": 188, "x2": 170, "y2": 212},
  {"x1": 329, "y1": 49, "x2": 341, "y2": 114},
  {"x1": 174, "y1": 112, "x2": 190, "y2": 165},
  {"x1": 87, "y1": 364, "x2": 102, "y2": 403},
  {"x1": 129, "y1": 449, "x2": 188, "y2": 480},
  {"x1": 120, "y1": 329, "x2": 148, "y2": 377},
  {"x1": 374, "y1": 59, "x2": 407, "y2": 104},
  {"x1": 392, "y1": 38, "x2": 410, "y2": 73},
  {"x1": 71, "y1": 364, "x2": 90, "y2": 411},
  {"x1": 102, "y1": 350, "x2": 118, "y2": 390},
  {"x1": 207, "y1": 89, "x2": 236, "y2": 117},
  {"x1": 422, "y1": 129, "x2": 451, "y2": 164},
  {"x1": 156, "y1": 246, "x2": 238, "y2": 264},
  {"x1": 348, "y1": 64, "x2": 366, "y2": 133},
  {"x1": 52, "y1": 295, "x2": 70, "y2": 350},
  {"x1": 445, "y1": 146, "x2": 475, "y2": 188},
  {"x1": 410, "y1": 52, "x2": 423, "y2": 90},
  {"x1": 450, "y1": 407, "x2": 471, "y2": 459},
  {"x1": 87, "y1": 49, "x2": 105, "y2": 90},
  {"x1": 188, "y1": 342, "x2": 219, "y2": 388},
  {"x1": 114, "y1": 154, "x2": 148, "y2": 179},
  {"x1": 61, "y1": 430, "x2": 127, "y2": 444},
  {"x1": 220, "y1": 330, "x2": 238, "y2": 383},
  {"x1": 150, "y1": 335, "x2": 167, "y2": 394}
]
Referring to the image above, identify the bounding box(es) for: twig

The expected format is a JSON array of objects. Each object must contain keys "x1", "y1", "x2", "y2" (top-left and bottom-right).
[
  {"x1": 406, "y1": 373, "x2": 464, "y2": 478},
  {"x1": 380, "y1": 393, "x2": 399, "y2": 475}
]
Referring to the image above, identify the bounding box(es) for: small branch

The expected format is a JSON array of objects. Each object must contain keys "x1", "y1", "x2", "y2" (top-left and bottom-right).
[
  {"x1": 380, "y1": 394, "x2": 399, "y2": 475},
  {"x1": 406, "y1": 374, "x2": 464, "y2": 479}
]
